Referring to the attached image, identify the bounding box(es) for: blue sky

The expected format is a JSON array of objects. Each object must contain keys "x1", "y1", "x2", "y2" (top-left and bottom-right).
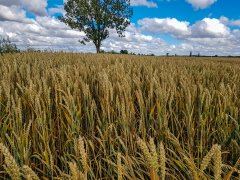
[
  {"x1": 46, "y1": 0, "x2": 240, "y2": 22},
  {"x1": 0, "y1": 0, "x2": 240, "y2": 55},
  {"x1": 132, "y1": 1, "x2": 236, "y2": 23}
]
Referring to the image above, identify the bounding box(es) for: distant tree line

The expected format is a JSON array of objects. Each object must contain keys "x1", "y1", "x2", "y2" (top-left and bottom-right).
[
  {"x1": 100, "y1": 49, "x2": 155, "y2": 56},
  {"x1": 2, "y1": 36, "x2": 240, "y2": 58}
]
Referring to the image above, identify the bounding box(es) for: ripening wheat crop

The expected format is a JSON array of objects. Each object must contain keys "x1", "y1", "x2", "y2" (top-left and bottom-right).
[{"x1": 0, "y1": 52, "x2": 240, "y2": 179}]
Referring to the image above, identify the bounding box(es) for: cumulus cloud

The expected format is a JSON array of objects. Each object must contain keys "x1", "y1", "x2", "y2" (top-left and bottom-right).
[
  {"x1": 138, "y1": 18, "x2": 190, "y2": 38},
  {"x1": 0, "y1": 0, "x2": 47, "y2": 16},
  {"x1": 131, "y1": 0, "x2": 158, "y2": 8},
  {"x1": 0, "y1": 0, "x2": 21, "y2": 6},
  {"x1": 190, "y1": 18, "x2": 230, "y2": 38},
  {"x1": 0, "y1": 14, "x2": 164, "y2": 54},
  {"x1": 0, "y1": 15, "x2": 85, "y2": 50},
  {"x1": 134, "y1": 16, "x2": 240, "y2": 55},
  {"x1": 219, "y1": 16, "x2": 240, "y2": 27},
  {"x1": 138, "y1": 17, "x2": 230, "y2": 39},
  {"x1": 182, "y1": 37, "x2": 240, "y2": 56},
  {"x1": 21, "y1": 0, "x2": 47, "y2": 16},
  {"x1": 101, "y1": 23, "x2": 165, "y2": 53},
  {"x1": 0, "y1": 5, "x2": 30, "y2": 23},
  {"x1": 48, "y1": 5, "x2": 65, "y2": 16},
  {"x1": 186, "y1": 0, "x2": 217, "y2": 9}
]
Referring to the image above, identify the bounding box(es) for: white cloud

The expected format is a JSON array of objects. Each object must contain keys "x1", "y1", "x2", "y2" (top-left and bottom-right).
[
  {"x1": 0, "y1": 0, "x2": 47, "y2": 16},
  {"x1": 48, "y1": 5, "x2": 65, "y2": 16},
  {"x1": 182, "y1": 37, "x2": 240, "y2": 56},
  {"x1": 131, "y1": 0, "x2": 158, "y2": 8},
  {"x1": 0, "y1": 15, "x2": 166, "y2": 54},
  {"x1": 0, "y1": 0, "x2": 21, "y2": 6},
  {"x1": 138, "y1": 17, "x2": 230, "y2": 39},
  {"x1": 220, "y1": 16, "x2": 240, "y2": 27},
  {"x1": 190, "y1": 18, "x2": 230, "y2": 38},
  {"x1": 186, "y1": 0, "x2": 217, "y2": 9},
  {"x1": 101, "y1": 23, "x2": 165, "y2": 54},
  {"x1": 138, "y1": 18, "x2": 190, "y2": 38},
  {"x1": 21, "y1": 0, "x2": 47, "y2": 16},
  {"x1": 0, "y1": 16, "x2": 85, "y2": 50},
  {"x1": 0, "y1": 5, "x2": 30, "y2": 23},
  {"x1": 36, "y1": 16, "x2": 68, "y2": 30},
  {"x1": 135, "y1": 16, "x2": 240, "y2": 55}
]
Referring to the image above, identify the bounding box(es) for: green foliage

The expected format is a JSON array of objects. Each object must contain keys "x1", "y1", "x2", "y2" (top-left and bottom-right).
[
  {"x1": 59, "y1": 0, "x2": 133, "y2": 53},
  {"x1": 99, "y1": 49, "x2": 119, "y2": 54},
  {"x1": 120, "y1": 49, "x2": 128, "y2": 54},
  {"x1": 0, "y1": 37, "x2": 19, "y2": 54},
  {"x1": 99, "y1": 49, "x2": 106, "y2": 53}
]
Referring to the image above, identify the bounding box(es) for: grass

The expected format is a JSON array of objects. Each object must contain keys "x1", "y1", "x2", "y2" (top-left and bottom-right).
[{"x1": 0, "y1": 52, "x2": 240, "y2": 179}]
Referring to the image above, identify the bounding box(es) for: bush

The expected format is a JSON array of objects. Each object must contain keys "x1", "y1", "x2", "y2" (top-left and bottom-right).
[
  {"x1": 0, "y1": 37, "x2": 19, "y2": 54},
  {"x1": 120, "y1": 49, "x2": 128, "y2": 54}
]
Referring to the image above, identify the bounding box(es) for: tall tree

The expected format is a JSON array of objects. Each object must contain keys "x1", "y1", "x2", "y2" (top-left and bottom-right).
[{"x1": 60, "y1": 0, "x2": 133, "y2": 53}]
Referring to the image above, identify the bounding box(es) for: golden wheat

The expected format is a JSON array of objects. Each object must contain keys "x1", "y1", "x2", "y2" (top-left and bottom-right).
[
  {"x1": 22, "y1": 165, "x2": 40, "y2": 180},
  {"x1": 159, "y1": 142, "x2": 166, "y2": 180},
  {"x1": 117, "y1": 152, "x2": 123, "y2": 180},
  {"x1": 77, "y1": 136, "x2": 88, "y2": 175},
  {"x1": 69, "y1": 161, "x2": 85, "y2": 180},
  {"x1": 0, "y1": 53, "x2": 240, "y2": 179},
  {"x1": 0, "y1": 143, "x2": 21, "y2": 180}
]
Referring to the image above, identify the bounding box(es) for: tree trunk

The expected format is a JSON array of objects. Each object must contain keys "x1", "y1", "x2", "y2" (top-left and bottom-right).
[
  {"x1": 95, "y1": 41, "x2": 101, "y2": 53},
  {"x1": 96, "y1": 45, "x2": 100, "y2": 53}
]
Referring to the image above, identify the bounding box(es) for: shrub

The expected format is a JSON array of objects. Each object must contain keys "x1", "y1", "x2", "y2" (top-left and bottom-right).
[
  {"x1": 120, "y1": 49, "x2": 128, "y2": 54},
  {"x1": 0, "y1": 37, "x2": 19, "y2": 54}
]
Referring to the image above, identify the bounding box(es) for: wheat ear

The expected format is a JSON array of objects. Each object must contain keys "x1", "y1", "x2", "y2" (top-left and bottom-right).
[
  {"x1": 137, "y1": 137, "x2": 159, "y2": 180},
  {"x1": 214, "y1": 145, "x2": 222, "y2": 180},
  {"x1": 200, "y1": 144, "x2": 216, "y2": 172},
  {"x1": 78, "y1": 136, "x2": 87, "y2": 175},
  {"x1": 22, "y1": 165, "x2": 40, "y2": 180},
  {"x1": 149, "y1": 138, "x2": 159, "y2": 170},
  {"x1": 159, "y1": 142, "x2": 166, "y2": 180},
  {"x1": 117, "y1": 152, "x2": 123, "y2": 180},
  {"x1": 0, "y1": 142, "x2": 21, "y2": 180},
  {"x1": 69, "y1": 161, "x2": 85, "y2": 180}
]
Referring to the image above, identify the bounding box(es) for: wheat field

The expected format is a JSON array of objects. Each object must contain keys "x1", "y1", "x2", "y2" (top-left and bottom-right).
[{"x1": 0, "y1": 52, "x2": 240, "y2": 179}]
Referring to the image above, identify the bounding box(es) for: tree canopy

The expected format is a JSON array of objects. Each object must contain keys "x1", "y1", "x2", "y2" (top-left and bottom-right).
[{"x1": 60, "y1": 0, "x2": 133, "y2": 53}]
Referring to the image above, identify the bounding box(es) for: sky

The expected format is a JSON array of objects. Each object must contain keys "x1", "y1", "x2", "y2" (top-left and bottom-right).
[{"x1": 0, "y1": 0, "x2": 240, "y2": 55}]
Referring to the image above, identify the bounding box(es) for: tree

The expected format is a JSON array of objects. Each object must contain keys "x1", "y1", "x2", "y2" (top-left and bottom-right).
[
  {"x1": 190, "y1": 51, "x2": 192, "y2": 57},
  {"x1": 120, "y1": 49, "x2": 128, "y2": 54},
  {"x1": 60, "y1": 0, "x2": 133, "y2": 53},
  {"x1": 0, "y1": 37, "x2": 19, "y2": 55}
]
